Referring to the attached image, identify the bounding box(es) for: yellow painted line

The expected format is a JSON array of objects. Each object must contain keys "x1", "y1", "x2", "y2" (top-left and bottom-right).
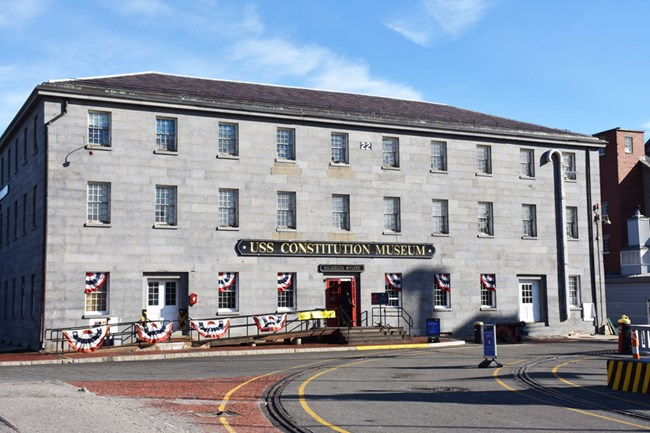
[
  {"x1": 357, "y1": 343, "x2": 431, "y2": 351},
  {"x1": 564, "y1": 407, "x2": 650, "y2": 431},
  {"x1": 299, "y1": 358, "x2": 372, "y2": 433}
]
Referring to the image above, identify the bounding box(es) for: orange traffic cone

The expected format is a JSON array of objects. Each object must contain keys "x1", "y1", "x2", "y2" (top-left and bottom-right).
[{"x1": 632, "y1": 330, "x2": 640, "y2": 360}]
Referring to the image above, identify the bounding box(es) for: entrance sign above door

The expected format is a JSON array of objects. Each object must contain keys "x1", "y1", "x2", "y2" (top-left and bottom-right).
[
  {"x1": 318, "y1": 264, "x2": 365, "y2": 272},
  {"x1": 236, "y1": 239, "x2": 435, "y2": 259}
]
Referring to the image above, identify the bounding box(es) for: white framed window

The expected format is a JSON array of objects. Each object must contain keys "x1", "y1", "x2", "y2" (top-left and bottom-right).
[
  {"x1": 478, "y1": 201, "x2": 494, "y2": 236},
  {"x1": 522, "y1": 204, "x2": 537, "y2": 237},
  {"x1": 277, "y1": 272, "x2": 296, "y2": 310},
  {"x1": 155, "y1": 185, "x2": 177, "y2": 226},
  {"x1": 602, "y1": 202, "x2": 608, "y2": 221},
  {"x1": 434, "y1": 273, "x2": 451, "y2": 309},
  {"x1": 382, "y1": 137, "x2": 399, "y2": 168},
  {"x1": 332, "y1": 194, "x2": 350, "y2": 231},
  {"x1": 88, "y1": 112, "x2": 111, "y2": 147},
  {"x1": 385, "y1": 273, "x2": 402, "y2": 307},
  {"x1": 85, "y1": 272, "x2": 109, "y2": 315},
  {"x1": 476, "y1": 145, "x2": 492, "y2": 174},
  {"x1": 156, "y1": 117, "x2": 177, "y2": 152},
  {"x1": 566, "y1": 206, "x2": 578, "y2": 239},
  {"x1": 277, "y1": 128, "x2": 295, "y2": 160},
  {"x1": 431, "y1": 141, "x2": 447, "y2": 171},
  {"x1": 277, "y1": 191, "x2": 296, "y2": 229},
  {"x1": 218, "y1": 272, "x2": 238, "y2": 312},
  {"x1": 383, "y1": 197, "x2": 400, "y2": 233},
  {"x1": 218, "y1": 123, "x2": 238, "y2": 156},
  {"x1": 331, "y1": 132, "x2": 349, "y2": 164},
  {"x1": 87, "y1": 182, "x2": 111, "y2": 224},
  {"x1": 520, "y1": 149, "x2": 535, "y2": 178},
  {"x1": 218, "y1": 189, "x2": 239, "y2": 228},
  {"x1": 603, "y1": 234, "x2": 610, "y2": 254},
  {"x1": 480, "y1": 274, "x2": 497, "y2": 309},
  {"x1": 568, "y1": 275, "x2": 581, "y2": 308},
  {"x1": 624, "y1": 136, "x2": 633, "y2": 154},
  {"x1": 432, "y1": 199, "x2": 449, "y2": 235},
  {"x1": 562, "y1": 152, "x2": 576, "y2": 180}
]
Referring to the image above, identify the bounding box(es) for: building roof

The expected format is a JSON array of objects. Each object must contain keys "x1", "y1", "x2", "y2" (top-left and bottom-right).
[{"x1": 34, "y1": 72, "x2": 599, "y2": 142}]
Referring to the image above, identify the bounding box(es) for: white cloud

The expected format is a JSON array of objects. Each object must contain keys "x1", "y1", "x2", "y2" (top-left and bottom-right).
[{"x1": 0, "y1": 0, "x2": 48, "y2": 29}]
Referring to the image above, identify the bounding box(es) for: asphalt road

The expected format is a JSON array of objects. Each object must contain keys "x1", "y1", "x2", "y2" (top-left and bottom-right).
[{"x1": 0, "y1": 338, "x2": 648, "y2": 433}]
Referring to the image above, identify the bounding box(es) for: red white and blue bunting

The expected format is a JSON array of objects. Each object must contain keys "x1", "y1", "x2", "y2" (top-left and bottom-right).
[
  {"x1": 218, "y1": 273, "x2": 236, "y2": 292},
  {"x1": 190, "y1": 319, "x2": 230, "y2": 339},
  {"x1": 435, "y1": 273, "x2": 451, "y2": 292},
  {"x1": 254, "y1": 314, "x2": 287, "y2": 332},
  {"x1": 85, "y1": 273, "x2": 107, "y2": 294},
  {"x1": 385, "y1": 273, "x2": 402, "y2": 290},
  {"x1": 481, "y1": 274, "x2": 497, "y2": 291},
  {"x1": 63, "y1": 325, "x2": 110, "y2": 352},
  {"x1": 135, "y1": 321, "x2": 173, "y2": 343},
  {"x1": 277, "y1": 273, "x2": 293, "y2": 292}
]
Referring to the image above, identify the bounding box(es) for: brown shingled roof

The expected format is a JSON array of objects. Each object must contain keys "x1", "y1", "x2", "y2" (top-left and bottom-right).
[{"x1": 42, "y1": 72, "x2": 586, "y2": 137}]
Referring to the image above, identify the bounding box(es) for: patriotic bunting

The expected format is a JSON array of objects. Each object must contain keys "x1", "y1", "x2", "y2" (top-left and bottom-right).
[
  {"x1": 254, "y1": 314, "x2": 287, "y2": 332},
  {"x1": 190, "y1": 319, "x2": 230, "y2": 339},
  {"x1": 435, "y1": 273, "x2": 451, "y2": 292},
  {"x1": 85, "y1": 273, "x2": 107, "y2": 294},
  {"x1": 481, "y1": 274, "x2": 497, "y2": 291},
  {"x1": 277, "y1": 273, "x2": 293, "y2": 292},
  {"x1": 218, "y1": 273, "x2": 236, "y2": 292},
  {"x1": 135, "y1": 321, "x2": 173, "y2": 343},
  {"x1": 63, "y1": 325, "x2": 110, "y2": 352},
  {"x1": 385, "y1": 273, "x2": 402, "y2": 290}
]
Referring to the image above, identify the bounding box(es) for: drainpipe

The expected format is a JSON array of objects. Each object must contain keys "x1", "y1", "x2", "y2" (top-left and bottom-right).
[
  {"x1": 40, "y1": 99, "x2": 68, "y2": 349},
  {"x1": 545, "y1": 150, "x2": 568, "y2": 322}
]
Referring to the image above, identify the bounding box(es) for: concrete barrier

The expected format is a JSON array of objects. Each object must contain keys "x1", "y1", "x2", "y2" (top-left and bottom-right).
[{"x1": 607, "y1": 359, "x2": 650, "y2": 394}]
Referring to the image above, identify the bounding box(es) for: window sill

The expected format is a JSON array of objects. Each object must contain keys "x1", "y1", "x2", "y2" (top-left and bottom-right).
[
  {"x1": 382, "y1": 230, "x2": 401, "y2": 236},
  {"x1": 84, "y1": 222, "x2": 112, "y2": 228},
  {"x1": 153, "y1": 224, "x2": 178, "y2": 230},
  {"x1": 276, "y1": 227, "x2": 297, "y2": 232},
  {"x1": 521, "y1": 235, "x2": 537, "y2": 240},
  {"x1": 429, "y1": 169, "x2": 448, "y2": 174},
  {"x1": 477, "y1": 234, "x2": 494, "y2": 238},
  {"x1": 216, "y1": 154, "x2": 239, "y2": 160},
  {"x1": 216, "y1": 226, "x2": 239, "y2": 231},
  {"x1": 563, "y1": 177, "x2": 577, "y2": 182},
  {"x1": 216, "y1": 311, "x2": 239, "y2": 316},
  {"x1": 567, "y1": 237, "x2": 580, "y2": 241},
  {"x1": 82, "y1": 314, "x2": 110, "y2": 319},
  {"x1": 480, "y1": 307, "x2": 498, "y2": 311},
  {"x1": 434, "y1": 307, "x2": 452, "y2": 311},
  {"x1": 475, "y1": 172, "x2": 492, "y2": 177},
  {"x1": 519, "y1": 175, "x2": 535, "y2": 180},
  {"x1": 277, "y1": 308, "x2": 297, "y2": 313},
  {"x1": 85, "y1": 145, "x2": 112, "y2": 151},
  {"x1": 329, "y1": 162, "x2": 350, "y2": 167},
  {"x1": 381, "y1": 166, "x2": 400, "y2": 171},
  {"x1": 153, "y1": 150, "x2": 178, "y2": 156},
  {"x1": 274, "y1": 158, "x2": 296, "y2": 164},
  {"x1": 431, "y1": 232, "x2": 449, "y2": 237}
]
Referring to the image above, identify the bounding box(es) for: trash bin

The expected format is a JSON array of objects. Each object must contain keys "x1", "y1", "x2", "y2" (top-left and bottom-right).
[
  {"x1": 473, "y1": 322, "x2": 483, "y2": 344},
  {"x1": 618, "y1": 315, "x2": 632, "y2": 354},
  {"x1": 426, "y1": 318, "x2": 440, "y2": 343}
]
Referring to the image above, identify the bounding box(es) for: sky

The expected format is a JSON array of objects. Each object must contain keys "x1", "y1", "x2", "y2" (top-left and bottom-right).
[{"x1": 1, "y1": 0, "x2": 650, "y2": 137}]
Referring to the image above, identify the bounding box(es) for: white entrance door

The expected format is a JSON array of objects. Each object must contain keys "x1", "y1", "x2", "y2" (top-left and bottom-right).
[
  {"x1": 147, "y1": 279, "x2": 179, "y2": 329},
  {"x1": 519, "y1": 280, "x2": 541, "y2": 323}
]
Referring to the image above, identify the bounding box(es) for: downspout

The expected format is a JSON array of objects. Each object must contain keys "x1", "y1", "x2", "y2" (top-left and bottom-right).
[
  {"x1": 545, "y1": 150, "x2": 568, "y2": 322},
  {"x1": 40, "y1": 99, "x2": 68, "y2": 349}
]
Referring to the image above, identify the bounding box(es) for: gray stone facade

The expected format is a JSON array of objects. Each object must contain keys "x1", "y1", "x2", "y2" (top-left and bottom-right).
[{"x1": 0, "y1": 73, "x2": 606, "y2": 350}]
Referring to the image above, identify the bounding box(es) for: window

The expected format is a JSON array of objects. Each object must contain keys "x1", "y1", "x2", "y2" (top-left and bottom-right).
[
  {"x1": 13, "y1": 200, "x2": 17, "y2": 240},
  {"x1": 383, "y1": 197, "x2": 400, "y2": 233},
  {"x1": 624, "y1": 136, "x2": 633, "y2": 154},
  {"x1": 14, "y1": 139, "x2": 18, "y2": 173},
  {"x1": 23, "y1": 128, "x2": 27, "y2": 164},
  {"x1": 277, "y1": 272, "x2": 296, "y2": 310},
  {"x1": 476, "y1": 145, "x2": 492, "y2": 174},
  {"x1": 32, "y1": 185, "x2": 37, "y2": 230},
  {"x1": 218, "y1": 123, "x2": 238, "y2": 156},
  {"x1": 434, "y1": 274, "x2": 451, "y2": 309},
  {"x1": 432, "y1": 199, "x2": 449, "y2": 235},
  {"x1": 277, "y1": 191, "x2": 296, "y2": 229},
  {"x1": 568, "y1": 275, "x2": 581, "y2": 308},
  {"x1": 480, "y1": 274, "x2": 497, "y2": 308},
  {"x1": 382, "y1": 137, "x2": 399, "y2": 168},
  {"x1": 602, "y1": 202, "x2": 608, "y2": 221},
  {"x1": 385, "y1": 273, "x2": 402, "y2": 307},
  {"x1": 218, "y1": 272, "x2": 238, "y2": 311},
  {"x1": 85, "y1": 272, "x2": 108, "y2": 315},
  {"x1": 156, "y1": 117, "x2": 177, "y2": 152},
  {"x1": 5, "y1": 203, "x2": 9, "y2": 244},
  {"x1": 155, "y1": 185, "x2": 177, "y2": 226},
  {"x1": 30, "y1": 274, "x2": 36, "y2": 318},
  {"x1": 88, "y1": 112, "x2": 110, "y2": 147},
  {"x1": 562, "y1": 152, "x2": 576, "y2": 180},
  {"x1": 7, "y1": 148, "x2": 10, "y2": 181},
  {"x1": 331, "y1": 132, "x2": 348, "y2": 164},
  {"x1": 431, "y1": 141, "x2": 447, "y2": 171},
  {"x1": 522, "y1": 204, "x2": 537, "y2": 237},
  {"x1": 87, "y1": 182, "x2": 111, "y2": 224},
  {"x1": 277, "y1": 128, "x2": 295, "y2": 160},
  {"x1": 603, "y1": 235, "x2": 610, "y2": 254},
  {"x1": 1, "y1": 156, "x2": 3, "y2": 184},
  {"x1": 520, "y1": 149, "x2": 535, "y2": 177},
  {"x1": 20, "y1": 276, "x2": 25, "y2": 318},
  {"x1": 332, "y1": 194, "x2": 350, "y2": 231},
  {"x1": 0, "y1": 210, "x2": 3, "y2": 246},
  {"x1": 22, "y1": 193, "x2": 26, "y2": 235},
  {"x1": 478, "y1": 202, "x2": 494, "y2": 236},
  {"x1": 33, "y1": 116, "x2": 38, "y2": 154},
  {"x1": 566, "y1": 206, "x2": 578, "y2": 239},
  {"x1": 218, "y1": 189, "x2": 238, "y2": 228}
]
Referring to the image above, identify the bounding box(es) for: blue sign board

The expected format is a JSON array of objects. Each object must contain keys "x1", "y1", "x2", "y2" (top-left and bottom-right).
[{"x1": 482, "y1": 324, "x2": 497, "y2": 358}]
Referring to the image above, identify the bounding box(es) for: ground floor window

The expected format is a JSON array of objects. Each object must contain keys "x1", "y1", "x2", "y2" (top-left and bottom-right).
[
  {"x1": 85, "y1": 272, "x2": 108, "y2": 315},
  {"x1": 218, "y1": 272, "x2": 238, "y2": 312},
  {"x1": 277, "y1": 272, "x2": 296, "y2": 310},
  {"x1": 568, "y1": 275, "x2": 581, "y2": 308},
  {"x1": 384, "y1": 273, "x2": 402, "y2": 307},
  {"x1": 480, "y1": 274, "x2": 497, "y2": 308},
  {"x1": 434, "y1": 273, "x2": 451, "y2": 309}
]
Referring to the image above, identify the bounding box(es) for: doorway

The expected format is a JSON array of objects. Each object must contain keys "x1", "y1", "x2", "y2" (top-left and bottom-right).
[
  {"x1": 325, "y1": 278, "x2": 358, "y2": 327},
  {"x1": 146, "y1": 279, "x2": 179, "y2": 329},
  {"x1": 519, "y1": 279, "x2": 541, "y2": 323}
]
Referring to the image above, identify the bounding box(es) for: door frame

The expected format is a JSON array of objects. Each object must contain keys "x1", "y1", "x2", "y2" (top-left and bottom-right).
[
  {"x1": 324, "y1": 275, "x2": 360, "y2": 327},
  {"x1": 517, "y1": 276, "x2": 546, "y2": 324}
]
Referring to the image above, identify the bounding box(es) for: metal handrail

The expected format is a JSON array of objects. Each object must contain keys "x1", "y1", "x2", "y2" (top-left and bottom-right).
[{"x1": 370, "y1": 306, "x2": 414, "y2": 337}]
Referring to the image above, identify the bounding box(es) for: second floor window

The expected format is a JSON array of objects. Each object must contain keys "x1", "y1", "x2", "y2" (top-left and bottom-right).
[
  {"x1": 277, "y1": 191, "x2": 296, "y2": 229},
  {"x1": 432, "y1": 199, "x2": 449, "y2": 234},
  {"x1": 218, "y1": 123, "x2": 238, "y2": 156},
  {"x1": 478, "y1": 201, "x2": 494, "y2": 236},
  {"x1": 522, "y1": 204, "x2": 537, "y2": 237},
  {"x1": 332, "y1": 194, "x2": 350, "y2": 231},
  {"x1": 277, "y1": 128, "x2": 295, "y2": 160},
  {"x1": 383, "y1": 197, "x2": 400, "y2": 233},
  {"x1": 562, "y1": 152, "x2": 576, "y2": 180},
  {"x1": 331, "y1": 133, "x2": 349, "y2": 164},
  {"x1": 88, "y1": 112, "x2": 110, "y2": 147},
  {"x1": 520, "y1": 149, "x2": 534, "y2": 177},
  {"x1": 218, "y1": 189, "x2": 238, "y2": 228},
  {"x1": 155, "y1": 185, "x2": 177, "y2": 226},
  {"x1": 382, "y1": 137, "x2": 399, "y2": 168},
  {"x1": 87, "y1": 182, "x2": 111, "y2": 224},
  {"x1": 156, "y1": 118, "x2": 177, "y2": 152},
  {"x1": 624, "y1": 136, "x2": 633, "y2": 153},
  {"x1": 566, "y1": 206, "x2": 578, "y2": 239},
  {"x1": 476, "y1": 145, "x2": 492, "y2": 174},
  {"x1": 431, "y1": 140, "x2": 447, "y2": 171}
]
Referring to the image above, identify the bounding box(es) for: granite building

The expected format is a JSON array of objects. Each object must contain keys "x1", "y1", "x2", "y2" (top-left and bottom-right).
[{"x1": 0, "y1": 73, "x2": 606, "y2": 350}]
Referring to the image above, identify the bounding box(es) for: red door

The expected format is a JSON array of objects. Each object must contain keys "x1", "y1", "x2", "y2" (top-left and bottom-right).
[{"x1": 325, "y1": 278, "x2": 357, "y2": 327}]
